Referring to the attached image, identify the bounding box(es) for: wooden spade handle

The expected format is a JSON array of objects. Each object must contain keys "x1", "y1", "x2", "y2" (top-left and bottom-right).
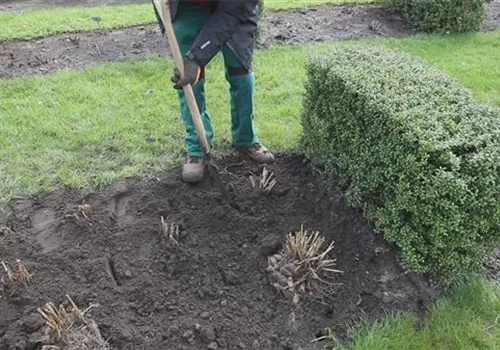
[{"x1": 156, "y1": 0, "x2": 210, "y2": 154}]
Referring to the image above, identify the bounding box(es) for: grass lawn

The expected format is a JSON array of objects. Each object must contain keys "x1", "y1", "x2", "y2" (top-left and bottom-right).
[
  {"x1": 382, "y1": 33, "x2": 500, "y2": 106},
  {"x1": 335, "y1": 278, "x2": 500, "y2": 350},
  {"x1": 1, "y1": 31, "x2": 499, "y2": 203},
  {"x1": 0, "y1": 0, "x2": 373, "y2": 42}
]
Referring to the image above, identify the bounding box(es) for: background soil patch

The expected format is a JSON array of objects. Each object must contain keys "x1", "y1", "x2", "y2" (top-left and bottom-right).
[
  {"x1": 0, "y1": 155, "x2": 440, "y2": 350},
  {"x1": 485, "y1": 0, "x2": 500, "y2": 31},
  {"x1": 3, "y1": 1, "x2": 500, "y2": 79},
  {"x1": 0, "y1": 5, "x2": 413, "y2": 78}
]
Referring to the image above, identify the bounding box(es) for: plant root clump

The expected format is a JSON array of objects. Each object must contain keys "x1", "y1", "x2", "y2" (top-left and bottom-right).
[
  {"x1": 161, "y1": 216, "x2": 181, "y2": 248},
  {"x1": 38, "y1": 295, "x2": 109, "y2": 350},
  {"x1": 249, "y1": 167, "x2": 277, "y2": 194},
  {"x1": 267, "y1": 226, "x2": 343, "y2": 304},
  {"x1": 1, "y1": 259, "x2": 31, "y2": 290}
]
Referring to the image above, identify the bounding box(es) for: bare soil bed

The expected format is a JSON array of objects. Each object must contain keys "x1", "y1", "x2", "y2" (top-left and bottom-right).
[
  {"x1": 2, "y1": 1, "x2": 499, "y2": 79},
  {"x1": 485, "y1": 0, "x2": 500, "y2": 31},
  {"x1": 0, "y1": 4, "x2": 413, "y2": 78},
  {"x1": 0, "y1": 155, "x2": 439, "y2": 350},
  {"x1": 3, "y1": 1, "x2": 500, "y2": 79}
]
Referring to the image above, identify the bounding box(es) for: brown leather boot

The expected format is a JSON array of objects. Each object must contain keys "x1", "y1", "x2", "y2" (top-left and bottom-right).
[
  {"x1": 237, "y1": 143, "x2": 275, "y2": 164},
  {"x1": 182, "y1": 156, "x2": 206, "y2": 183}
]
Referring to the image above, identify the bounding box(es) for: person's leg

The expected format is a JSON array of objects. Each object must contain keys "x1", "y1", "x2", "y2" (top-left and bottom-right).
[
  {"x1": 171, "y1": 3, "x2": 214, "y2": 182},
  {"x1": 173, "y1": 3, "x2": 213, "y2": 157},
  {"x1": 221, "y1": 45, "x2": 257, "y2": 147},
  {"x1": 222, "y1": 45, "x2": 275, "y2": 163}
]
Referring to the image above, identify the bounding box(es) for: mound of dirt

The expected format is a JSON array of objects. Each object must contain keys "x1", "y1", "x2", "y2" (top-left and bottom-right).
[{"x1": 0, "y1": 155, "x2": 439, "y2": 350}]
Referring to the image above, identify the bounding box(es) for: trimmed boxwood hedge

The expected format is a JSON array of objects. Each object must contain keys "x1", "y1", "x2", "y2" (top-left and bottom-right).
[
  {"x1": 382, "y1": 0, "x2": 491, "y2": 33},
  {"x1": 301, "y1": 44, "x2": 500, "y2": 283}
]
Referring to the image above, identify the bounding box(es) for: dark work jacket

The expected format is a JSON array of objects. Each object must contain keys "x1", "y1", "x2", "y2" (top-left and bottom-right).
[{"x1": 152, "y1": 0, "x2": 258, "y2": 70}]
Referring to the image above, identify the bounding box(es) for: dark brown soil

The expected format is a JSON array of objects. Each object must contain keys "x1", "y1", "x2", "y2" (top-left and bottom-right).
[
  {"x1": 0, "y1": 25, "x2": 168, "y2": 78},
  {"x1": 485, "y1": 0, "x2": 500, "y2": 31},
  {"x1": 0, "y1": 4, "x2": 413, "y2": 78},
  {"x1": 3, "y1": 1, "x2": 499, "y2": 79},
  {"x1": 0, "y1": 155, "x2": 440, "y2": 350}
]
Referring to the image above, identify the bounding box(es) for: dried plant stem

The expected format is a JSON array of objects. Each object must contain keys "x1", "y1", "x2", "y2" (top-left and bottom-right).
[
  {"x1": 260, "y1": 167, "x2": 277, "y2": 193},
  {"x1": 161, "y1": 216, "x2": 180, "y2": 248},
  {"x1": 2, "y1": 260, "x2": 31, "y2": 285},
  {"x1": 16, "y1": 259, "x2": 31, "y2": 285},
  {"x1": 249, "y1": 167, "x2": 277, "y2": 194},
  {"x1": 1, "y1": 261, "x2": 15, "y2": 282},
  {"x1": 38, "y1": 294, "x2": 101, "y2": 348}
]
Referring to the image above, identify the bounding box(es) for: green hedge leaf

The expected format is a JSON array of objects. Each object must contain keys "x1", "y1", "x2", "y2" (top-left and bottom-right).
[{"x1": 301, "y1": 44, "x2": 500, "y2": 283}]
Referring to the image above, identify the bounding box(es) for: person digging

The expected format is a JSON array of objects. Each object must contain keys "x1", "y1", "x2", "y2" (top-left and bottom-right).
[{"x1": 153, "y1": 0, "x2": 275, "y2": 184}]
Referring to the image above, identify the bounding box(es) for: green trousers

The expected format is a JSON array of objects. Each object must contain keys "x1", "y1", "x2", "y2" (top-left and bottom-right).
[{"x1": 173, "y1": 2, "x2": 258, "y2": 157}]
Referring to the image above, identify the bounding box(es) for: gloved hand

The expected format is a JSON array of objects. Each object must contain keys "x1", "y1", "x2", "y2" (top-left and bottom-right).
[{"x1": 171, "y1": 56, "x2": 202, "y2": 90}]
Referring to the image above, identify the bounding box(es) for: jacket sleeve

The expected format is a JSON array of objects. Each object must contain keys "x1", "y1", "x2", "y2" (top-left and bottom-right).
[{"x1": 188, "y1": 0, "x2": 258, "y2": 67}]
